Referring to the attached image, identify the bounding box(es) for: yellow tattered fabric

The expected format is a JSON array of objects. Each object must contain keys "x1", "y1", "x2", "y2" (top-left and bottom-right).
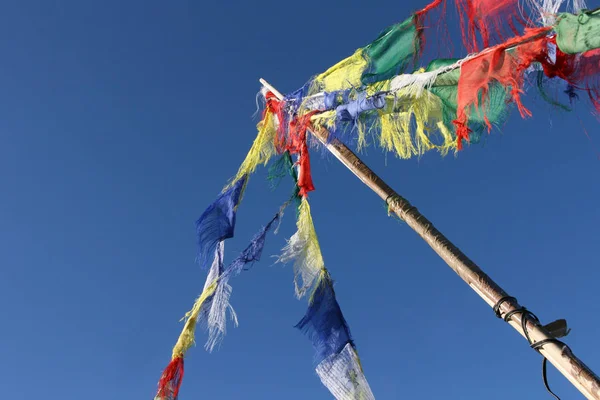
[
  {"x1": 278, "y1": 197, "x2": 325, "y2": 298},
  {"x1": 309, "y1": 76, "x2": 457, "y2": 160},
  {"x1": 224, "y1": 105, "x2": 277, "y2": 191},
  {"x1": 310, "y1": 49, "x2": 369, "y2": 94},
  {"x1": 377, "y1": 86, "x2": 456, "y2": 159},
  {"x1": 154, "y1": 249, "x2": 220, "y2": 400}
]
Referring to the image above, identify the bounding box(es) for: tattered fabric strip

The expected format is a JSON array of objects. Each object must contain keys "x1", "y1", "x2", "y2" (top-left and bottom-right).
[
  {"x1": 284, "y1": 111, "x2": 319, "y2": 197},
  {"x1": 292, "y1": 0, "x2": 556, "y2": 107},
  {"x1": 225, "y1": 94, "x2": 278, "y2": 189},
  {"x1": 555, "y1": 8, "x2": 600, "y2": 53},
  {"x1": 158, "y1": 116, "x2": 298, "y2": 398},
  {"x1": 303, "y1": 0, "x2": 448, "y2": 97},
  {"x1": 155, "y1": 264, "x2": 220, "y2": 399},
  {"x1": 308, "y1": 57, "x2": 508, "y2": 158},
  {"x1": 525, "y1": 0, "x2": 588, "y2": 26},
  {"x1": 307, "y1": 78, "x2": 457, "y2": 157},
  {"x1": 454, "y1": 27, "x2": 554, "y2": 148},
  {"x1": 267, "y1": 151, "x2": 302, "y2": 207},
  {"x1": 316, "y1": 343, "x2": 375, "y2": 400},
  {"x1": 296, "y1": 270, "x2": 354, "y2": 363},
  {"x1": 300, "y1": 277, "x2": 375, "y2": 400},
  {"x1": 336, "y1": 92, "x2": 388, "y2": 121},
  {"x1": 291, "y1": 11, "x2": 600, "y2": 154},
  {"x1": 571, "y1": 49, "x2": 600, "y2": 110},
  {"x1": 155, "y1": 356, "x2": 184, "y2": 400},
  {"x1": 201, "y1": 208, "x2": 284, "y2": 351},
  {"x1": 275, "y1": 156, "x2": 372, "y2": 398},
  {"x1": 292, "y1": 38, "x2": 532, "y2": 116},
  {"x1": 156, "y1": 204, "x2": 287, "y2": 399},
  {"x1": 195, "y1": 90, "x2": 285, "y2": 270},
  {"x1": 278, "y1": 197, "x2": 374, "y2": 399},
  {"x1": 291, "y1": 9, "x2": 600, "y2": 111},
  {"x1": 258, "y1": 90, "x2": 317, "y2": 197},
  {"x1": 296, "y1": 25, "x2": 553, "y2": 111},
  {"x1": 454, "y1": 21, "x2": 600, "y2": 147},
  {"x1": 288, "y1": 29, "x2": 551, "y2": 123},
  {"x1": 456, "y1": 0, "x2": 529, "y2": 52},
  {"x1": 277, "y1": 197, "x2": 325, "y2": 298},
  {"x1": 195, "y1": 176, "x2": 246, "y2": 270},
  {"x1": 303, "y1": 275, "x2": 373, "y2": 400}
]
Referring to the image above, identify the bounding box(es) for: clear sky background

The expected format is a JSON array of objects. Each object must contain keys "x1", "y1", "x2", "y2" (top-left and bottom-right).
[{"x1": 0, "y1": 1, "x2": 599, "y2": 399}]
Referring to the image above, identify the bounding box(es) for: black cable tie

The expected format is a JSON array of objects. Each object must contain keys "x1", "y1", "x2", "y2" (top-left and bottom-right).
[
  {"x1": 493, "y1": 296, "x2": 517, "y2": 318},
  {"x1": 531, "y1": 338, "x2": 567, "y2": 352},
  {"x1": 504, "y1": 307, "x2": 540, "y2": 345},
  {"x1": 532, "y1": 340, "x2": 551, "y2": 351},
  {"x1": 492, "y1": 300, "x2": 565, "y2": 399}
]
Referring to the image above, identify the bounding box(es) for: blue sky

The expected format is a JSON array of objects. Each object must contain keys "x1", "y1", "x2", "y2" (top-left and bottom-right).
[{"x1": 0, "y1": 1, "x2": 598, "y2": 399}]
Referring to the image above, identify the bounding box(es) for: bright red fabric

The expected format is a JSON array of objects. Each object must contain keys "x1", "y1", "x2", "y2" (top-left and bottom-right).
[
  {"x1": 264, "y1": 92, "x2": 288, "y2": 153},
  {"x1": 454, "y1": 27, "x2": 552, "y2": 149},
  {"x1": 414, "y1": 0, "x2": 449, "y2": 60},
  {"x1": 156, "y1": 356, "x2": 184, "y2": 399},
  {"x1": 455, "y1": 0, "x2": 527, "y2": 52},
  {"x1": 264, "y1": 91, "x2": 318, "y2": 197},
  {"x1": 286, "y1": 111, "x2": 319, "y2": 197}
]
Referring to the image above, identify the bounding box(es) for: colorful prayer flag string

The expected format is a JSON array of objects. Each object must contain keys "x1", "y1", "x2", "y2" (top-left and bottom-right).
[
  {"x1": 277, "y1": 194, "x2": 374, "y2": 399},
  {"x1": 275, "y1": 10, "x2": 600, "y2": 157},
  {"x1": 155, "y1": 206, "x2": 286, "y2": 399},
  {"x1": 201, "y1": 208, "x2": 285, "y2": 352},
  {"x1": 155, "y1": 96, "x2": 291, "y2": 398},
  {"x1": 154, "y1": 3, "x2": 600, "y2": 399},
  {"x1": 271, "y1": 136, "x2": 374, "y2": 399}
]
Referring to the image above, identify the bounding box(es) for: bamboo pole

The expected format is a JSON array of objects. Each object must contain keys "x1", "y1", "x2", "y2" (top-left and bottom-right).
[{"x1": 260, "y1": 78, "x2": 600, "y2": 399}]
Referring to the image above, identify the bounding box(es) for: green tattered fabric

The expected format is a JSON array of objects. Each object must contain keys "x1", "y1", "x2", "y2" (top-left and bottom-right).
[
  {"x1": 556, "y1": 9, "x2": 600, "y2": 54},
  {"x1": 361, "y1": 16, "x2": 420, "y2": 85}
]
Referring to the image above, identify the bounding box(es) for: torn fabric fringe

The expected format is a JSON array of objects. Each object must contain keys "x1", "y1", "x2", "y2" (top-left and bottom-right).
[
  {"x1": 155, "y1": 356, "x2": 184, "y2": 400},
  {"x1": 277, "y1": 197, "x2": 325, "y2": 298},
  {"x1": 224, "y1": 103, "x2": 277, "y2": 190},
  {"x1": 296, "y1": 270, "x2": 353, "y2": 363},
  {"x1": 201, "y1": 210, "x2": 284, "y2": 351},
  {"x1": 525, "y1": 0, "x2": 568, "y2": 25},
  {"x1": 278, "y1": 195, "x2": 374, "y2": 399},
  {"x1": 298, "y1": 272, "x2": 374, "y2": 399},
  {"x1": 155, "y1": 204, "x2": 287, "y2": 398},
  {"x1": 195, "y1": 176, "x2": 246, "y2": 269},
  {"x1": 389, "y1": 68, "x2": 443, "y2": 97},
  {"x1": 316, "y1": 343, "x2": 375, "y2": 400},
  {"x1": 154, "y1": 273, "x2": 219, "y2": 399},
  {"x1": 298, "y1": 13, "x2": 600, "y2": 153},
  {"x1": 308, "y1": 82, "x2": 458, "y2": 159},
  {"x1": 302, "y1": 0, "x2": 448, "y2": 97}
]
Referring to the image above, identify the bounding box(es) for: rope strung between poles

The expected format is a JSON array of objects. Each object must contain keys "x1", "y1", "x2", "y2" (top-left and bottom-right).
[{"x1": 493, "y1": 296, "x2": 571, "y2": 400}]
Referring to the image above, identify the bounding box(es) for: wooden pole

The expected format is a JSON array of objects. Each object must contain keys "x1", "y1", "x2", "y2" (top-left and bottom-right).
[{"x1": 260, "y1": 78, "x2": 600, "y2": 399}]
